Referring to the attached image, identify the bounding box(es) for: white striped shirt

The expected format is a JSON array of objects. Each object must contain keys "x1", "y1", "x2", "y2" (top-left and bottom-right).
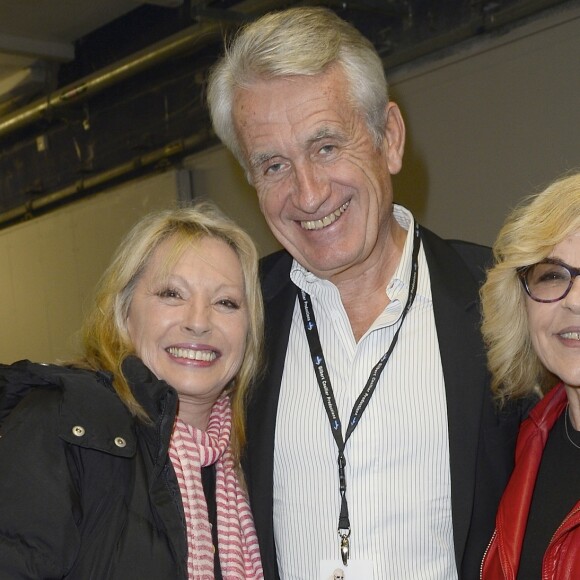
[{"x1": 272, "y1": 206, "x2": 457, "y2": 579}]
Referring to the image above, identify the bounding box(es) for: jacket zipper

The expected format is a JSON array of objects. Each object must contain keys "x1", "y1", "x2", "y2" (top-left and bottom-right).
[
  {"x1": 480, "y1": 529, "x2": 497, "y2": 579},
  {"x1": 542, "y1": 505, "x2": 580, "y2": 580},
  {"x1": 481, "y1": 508, "x2": 580, "y2": 580}
]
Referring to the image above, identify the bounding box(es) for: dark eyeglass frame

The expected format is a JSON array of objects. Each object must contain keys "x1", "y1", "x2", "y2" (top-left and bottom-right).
[{"x1": 518, "y1": 258, "x2": 580, "y2": 303}]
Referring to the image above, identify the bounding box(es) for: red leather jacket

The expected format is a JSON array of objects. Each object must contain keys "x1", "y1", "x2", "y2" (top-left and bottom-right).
[{"x1": 481, "y1": 383, "x2": 580, "y2": 579}]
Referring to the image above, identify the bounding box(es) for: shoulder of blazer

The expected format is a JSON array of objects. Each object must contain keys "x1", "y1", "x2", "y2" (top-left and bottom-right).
[
  {"x1": 419, "y1": 225, "x2": 492, "y2": 305},
  {"x1": 259, "y1": 249, "x2": 294, "y2": 301}
]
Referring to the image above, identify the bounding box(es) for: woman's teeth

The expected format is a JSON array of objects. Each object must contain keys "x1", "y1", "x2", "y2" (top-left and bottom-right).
[{"x1": 167, "y1": 347, "x2": 217, "y2": 361}]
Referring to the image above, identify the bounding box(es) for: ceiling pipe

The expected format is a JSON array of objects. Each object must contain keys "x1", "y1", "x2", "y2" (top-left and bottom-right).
[
  {"x1": 0, "y1": 25, "x2": 220, "y2": 138},
  {"x1": 0, "y1": 0, "x2": 281, "y2": 139},
  {"x1": 0, "y1": 127, "x2": 215, "y2": 229}
]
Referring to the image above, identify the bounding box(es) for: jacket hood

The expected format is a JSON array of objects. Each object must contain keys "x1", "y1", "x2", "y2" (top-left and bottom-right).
[
  {"x1": 0, "y1": 359, "x2": 68, "y2": 422},
  {"x1": 0, "y1": 360, "x2": 137, "y2": 456}
]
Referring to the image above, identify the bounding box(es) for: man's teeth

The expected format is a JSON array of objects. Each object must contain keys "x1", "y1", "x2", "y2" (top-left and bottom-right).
[
  {"x1": 561, "y1": 332, "x2": 580, "y2": 340},
  {"x1": 167, "y1": 347, "x2": 217, "y2": 361},
  {"x1": 301, "y1": 201, "x2": 349, "y2": 231}
]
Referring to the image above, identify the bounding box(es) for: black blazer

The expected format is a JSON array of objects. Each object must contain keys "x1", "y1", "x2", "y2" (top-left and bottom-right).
[{"x1": 244, "y1": 225, "x2": 531, "y2": 579}]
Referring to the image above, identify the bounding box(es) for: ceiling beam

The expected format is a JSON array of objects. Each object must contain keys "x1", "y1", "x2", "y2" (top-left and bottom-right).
[
  {"x1": 143, "y1": 0, "x2": 184, "y2": 5},
  {"x1": 0, "y1": 32, "x2": 74, "y2": 62}
]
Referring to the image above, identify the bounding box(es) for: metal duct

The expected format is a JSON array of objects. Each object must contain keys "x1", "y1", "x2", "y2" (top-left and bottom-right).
[
  {"x1": 0, "y1": 128, "x2": 214, "y2": 228},
  {"x1": 0, "y1": 0, "x2": 281, "y2": 139}
]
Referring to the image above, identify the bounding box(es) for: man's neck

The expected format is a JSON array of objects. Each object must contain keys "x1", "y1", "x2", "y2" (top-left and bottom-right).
[{"x1": 334, "y1": 219, "x2": 408, "y2": 342}]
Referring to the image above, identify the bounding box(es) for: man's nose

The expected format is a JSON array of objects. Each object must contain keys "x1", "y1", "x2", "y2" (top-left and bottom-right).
[{"x1": 292, "y1": 162, "x2": 330, "y2": 212}]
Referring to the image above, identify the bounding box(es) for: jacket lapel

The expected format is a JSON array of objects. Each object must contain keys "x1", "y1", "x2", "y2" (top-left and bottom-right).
[
  {"x1": 420, "y1": 227, "x2": 490, "y2": 569},
  {"x1": 249, "y1": 232, "x2": 491, "y2": 576},
  {"x1": 245, "y1": 250, "x2": 296, "y2": 579}
]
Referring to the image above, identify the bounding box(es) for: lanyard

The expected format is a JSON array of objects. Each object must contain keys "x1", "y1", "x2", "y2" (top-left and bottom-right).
[{"x1": 298, "y1": 223, "x2": 421, "y2": 565}]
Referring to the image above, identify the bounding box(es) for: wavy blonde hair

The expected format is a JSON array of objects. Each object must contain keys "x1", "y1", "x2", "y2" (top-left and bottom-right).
[
  {"x1": 78, "y1": 201, "x2": 264, "y2": 464},
  {"x1": 207, "y1": 6, "x2": 389, "y2": 171},
  {"x1": 481, "y1": 171, "x2": 580, "y2": 404}
]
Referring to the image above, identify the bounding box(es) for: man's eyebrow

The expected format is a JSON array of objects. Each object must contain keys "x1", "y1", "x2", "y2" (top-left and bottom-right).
[
  {"x1": 308, "y1": 126, "x2": 346, "y2": 144},
  {"x1": 248, "y1": 151, "x2": 276, "y2": 169},
  {"x1": 248, "y1": 127, "x2": 346, "y2": 168}
]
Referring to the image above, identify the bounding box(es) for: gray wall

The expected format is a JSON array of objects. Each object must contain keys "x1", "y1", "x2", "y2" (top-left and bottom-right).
[
  {"x1": 390, "y1": 4, "x2": 579, "y2": 245},
  {"x1": 1, "y1": 4, "x2": 578, "y2": 363},
  {"x1": 0, "y1": 172, "x2": 182, "y2": 364}
]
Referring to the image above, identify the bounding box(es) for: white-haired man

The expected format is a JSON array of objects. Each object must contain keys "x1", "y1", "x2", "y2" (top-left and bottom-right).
[{"x1": 207, "y1": 6, "x2": 532, "y2": 579}]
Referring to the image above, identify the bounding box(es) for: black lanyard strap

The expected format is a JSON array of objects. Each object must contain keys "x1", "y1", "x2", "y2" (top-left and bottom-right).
[{"x1": 298, "y1": 223, "x2": 421, "y2": 564}]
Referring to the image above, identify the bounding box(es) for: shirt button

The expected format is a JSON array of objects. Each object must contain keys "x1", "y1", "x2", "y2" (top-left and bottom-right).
[
  {"x1": 114, "y1": 437, "x2": 127, "y2": 448},
  {"x1": 72, "y1": 426, "x2": 85, "y2": 437}
]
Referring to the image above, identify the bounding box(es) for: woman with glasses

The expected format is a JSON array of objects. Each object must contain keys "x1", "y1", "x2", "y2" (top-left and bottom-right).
[{"x1": 480, "y1": 171, "x2": 580, "y2": 579}]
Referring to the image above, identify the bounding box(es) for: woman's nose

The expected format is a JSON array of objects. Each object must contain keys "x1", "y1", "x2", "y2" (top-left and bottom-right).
[
  {"x1": 563, "y1": 277, "x2": 580, "y2": 312},
  {"x1": 183, "y1": 302, "x2": 211, "y2": 335}
]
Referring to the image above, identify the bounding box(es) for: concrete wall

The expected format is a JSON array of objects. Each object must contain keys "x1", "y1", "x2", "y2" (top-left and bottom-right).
[
  {"x1": 390, "y1": 3, "x2": 579, "y2": 244},
  {"x1": 0, "y1": 171, "x2": 181, "y2": 363},
  {"x1": 1, "y1": 3, "x2": 578, "y2": 363},
  {"x1": 185, "y1": 145, "x2": 282, "y2": 257}
]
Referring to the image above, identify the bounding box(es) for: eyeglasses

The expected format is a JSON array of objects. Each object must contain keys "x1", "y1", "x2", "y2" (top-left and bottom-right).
[{"x1": 518, "y1": 258, "x2": 580, "y2": 303}]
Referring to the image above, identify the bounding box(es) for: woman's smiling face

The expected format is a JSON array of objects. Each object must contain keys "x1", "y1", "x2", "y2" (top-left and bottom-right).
[
  {"x1": 526, "y1": 231, "x2": 580, "y2": 389},
  {"x1": 126, "y1": 235, "x2": 249, "y2": 424}
]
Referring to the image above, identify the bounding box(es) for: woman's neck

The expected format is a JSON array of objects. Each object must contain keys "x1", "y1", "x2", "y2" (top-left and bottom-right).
[{"x1": 565, "y1": 384, "x2": 580, "y2": 430}]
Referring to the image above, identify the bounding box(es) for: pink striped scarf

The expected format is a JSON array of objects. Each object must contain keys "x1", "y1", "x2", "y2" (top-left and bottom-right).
[{"x1": 168, "y1": 393, "x2": 264, "y2": 579}]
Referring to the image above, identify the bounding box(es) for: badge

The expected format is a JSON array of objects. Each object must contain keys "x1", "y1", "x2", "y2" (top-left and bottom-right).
[{"x1": 319, "y1": 559, "x2": 374, "y2": 579}]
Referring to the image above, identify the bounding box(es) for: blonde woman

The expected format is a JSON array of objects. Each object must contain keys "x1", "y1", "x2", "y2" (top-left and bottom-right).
[
  {"x1": 481, "y1": 172, "x2": 580, "y2": 579},
  {"x1": 0, "y1": 202, "x2": 264, "y2": 579}
]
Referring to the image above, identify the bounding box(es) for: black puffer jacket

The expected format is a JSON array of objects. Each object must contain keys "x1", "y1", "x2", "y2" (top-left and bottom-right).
[{"x1": 0, "y1": 356, "x2": 188, "y2": 579}]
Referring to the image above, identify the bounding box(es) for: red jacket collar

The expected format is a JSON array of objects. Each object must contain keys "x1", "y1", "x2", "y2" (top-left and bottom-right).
[{"x1": 492, "y1": 384, "x2": 567, "y2": 576}]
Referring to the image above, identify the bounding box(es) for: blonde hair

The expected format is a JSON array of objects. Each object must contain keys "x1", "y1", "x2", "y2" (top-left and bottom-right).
[
  {"x1": 481, "y1": 171, "x2": 580, "y2": 403},
  {"x1": 207, "y1": 6, "x2": 389, "y2": 169},
  {"x1": 78, "y1": 201, "x2": 264, "y2": 464}
]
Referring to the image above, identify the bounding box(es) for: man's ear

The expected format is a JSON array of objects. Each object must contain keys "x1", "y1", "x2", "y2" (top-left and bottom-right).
[{"x1": 383, "y1": 102, "x2": 405, "y2": 175}]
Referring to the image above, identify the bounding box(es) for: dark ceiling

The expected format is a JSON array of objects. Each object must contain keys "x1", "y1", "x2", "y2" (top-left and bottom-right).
[{"x1": 0, "y1": 0, "x2": 572, "y2": 228}]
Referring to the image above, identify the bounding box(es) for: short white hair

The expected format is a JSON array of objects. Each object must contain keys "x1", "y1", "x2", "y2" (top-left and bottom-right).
[{"x1": 207, "y1": 6, "x2": 389, "y2": 171}]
